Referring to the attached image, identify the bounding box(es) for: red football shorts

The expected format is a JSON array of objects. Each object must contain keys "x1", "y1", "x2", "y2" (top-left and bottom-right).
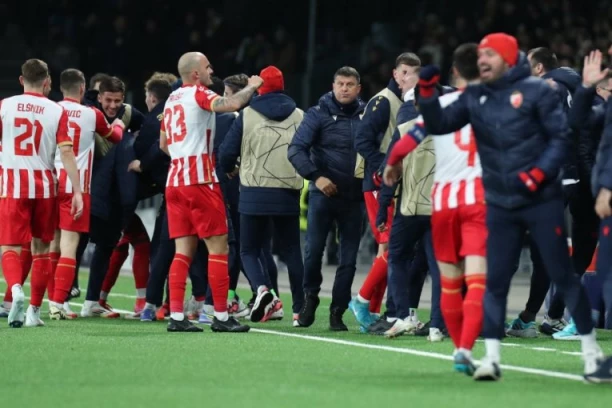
[
  {"x1": 0, "y1": 197, "x2": 56, "y2": 245},
  {"x1": 57, "y1": 192, "x2": 91, "y2": 233},
  {"x1": 166, "y1": 183, "x2": 228, "y2": 239},
  {"x1": 431, "y1": 203, "x2": 487, "y2": 264},
  {"x1": 364, "y1": 191, "x2": 394, "y2": 244}
]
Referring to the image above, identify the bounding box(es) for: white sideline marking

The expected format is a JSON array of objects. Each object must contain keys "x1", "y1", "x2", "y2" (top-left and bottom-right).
[{"x1": 0, "y1": 293, "x2": 586, "y2": 383}]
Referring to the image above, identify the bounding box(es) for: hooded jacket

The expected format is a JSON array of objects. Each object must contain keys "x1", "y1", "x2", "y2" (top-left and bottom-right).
[{"x1": 219, "y1": 92, "x2": 303, "y2": 215}]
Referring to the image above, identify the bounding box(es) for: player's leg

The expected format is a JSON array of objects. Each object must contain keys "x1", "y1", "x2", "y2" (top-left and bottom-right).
[
  {"x1": 527, "y1": 198, "x2": 603, "y2": 375},
  {"x1": 356, "y1": 192, "x2": 390, "y2": 315},
  {"x1": 455, "y1": 204, "x2": 487, "y2": 374},
  {"x1": 474, "y1": 204, "x2": 524, "y2": 381},
  {"x1": 261, "y1": 236, "x2": 279, "y2": 296},
  {"x1": 126, "y1": 215, "x2": 151, "y2": 311},
  {"x1": 46, "y1": 231, "x2": 61, "y2": 306},
  {"x1": 422, "y1": 228, "x2": 446, "y2": 341},
  {"x1": 100, "y1": 236, "x2": 129, "y2": 303},
  {"x1": 195, "y1": 184, "x2": 248, "y2": 333}
]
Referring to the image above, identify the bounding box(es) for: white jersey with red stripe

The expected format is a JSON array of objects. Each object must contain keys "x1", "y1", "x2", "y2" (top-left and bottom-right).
[
  {"x1": 162, "y1": 84, "x2": 219, "y2": 187},
  {"x1": 425, "y1": 91, "x2": 484, "y2": 211},
  {"x1": 55, "y1": 99, "x2": 113, "y2": 194},
  {"x1": 0, "y1": 92, "x2": 71, "y2": 199}
]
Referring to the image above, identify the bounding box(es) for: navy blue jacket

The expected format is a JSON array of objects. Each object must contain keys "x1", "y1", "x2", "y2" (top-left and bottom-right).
[
  {"x1": 288, "y1": 92, "x2": 366, "y2": 202},
  {"x1": 213, "y1": 112, "x2": 239, "y2": 211},
  {"x1": 593, "y1": 99, "x2": 612, "y2": 193},
  {"x1": 91, "y1": 104, "x2": 145, "y2": 229},
  {"x1": 543, "y1": 67, "x2": 581, "y2": 182},
  {"x1": 219, "y1": 92, "x2": 301, "y2": 215},
  {"x1": 133, "y1": 101, "x2": 167, "y2": 191},
  {"x1": 568, "y1": 85, "x2": 606, "y2": 184},
  {"x1": 354, "y1": 79, "x2": 402, "y2": 191},
  {"x1": 376, "y1": 99, "x2": 420, "y2": 225},
  {"x1": 419, "y1": 53, "x2": 569, "y2": 209}
]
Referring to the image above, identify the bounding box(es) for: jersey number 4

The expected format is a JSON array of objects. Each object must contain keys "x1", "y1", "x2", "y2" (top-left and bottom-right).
[
  {"x1": 164, "y1": 105, "x2": 187, "y2": 144},
  {"x1": 14, "y1": 117, "x2": 43, "y2": 156},
  {"x1": 454, "y1": 129, "x2": 477, "y2": 167}
]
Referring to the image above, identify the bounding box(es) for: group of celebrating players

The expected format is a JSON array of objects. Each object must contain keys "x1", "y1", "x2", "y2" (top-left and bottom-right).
[{"x1": 2, "y1": 29, "x2": 612, "y2": 384}]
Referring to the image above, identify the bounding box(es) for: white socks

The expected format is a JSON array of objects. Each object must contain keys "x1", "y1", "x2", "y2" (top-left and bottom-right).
[
  {"x1": 580, "y1": 330, "x2": 599, "y2": 355},
  {"x1": 136, "y1": 289, "x2": 146, "y2": 298},
  {"x1": 100, "y1": 291, "x2": 109, "y2": 301},
  {"x1": 171, "y1": 312, "x2": 185, "y2": 321},
  {"x1": 458, "y1": 348, "x2": 472, "y2": 359},
  {"x1": 484, "y1": 339, "x2": 501, "y2": 364},
  {"x1": 357, "y1": 294, "x2": 369, "y2": 304},
  {"x1": 144, "y1": 302, "x2": 156, "y2": 311},
  {"x1": 215, "y1": 311, "x2": 229, "y2": 322}
]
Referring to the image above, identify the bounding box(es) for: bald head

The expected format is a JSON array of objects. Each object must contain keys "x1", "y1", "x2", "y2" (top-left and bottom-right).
[{"x1": 178, "y1": 52, "x2": 214, "y2": 86}]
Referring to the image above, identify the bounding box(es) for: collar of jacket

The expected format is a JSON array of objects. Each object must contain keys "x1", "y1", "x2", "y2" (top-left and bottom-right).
[
  {"x1": 331, "y1": 93, "x2": 361, "y2": 115},
  {"x1": 387, "y1": 78, "x2": 402, "y2": 99}
]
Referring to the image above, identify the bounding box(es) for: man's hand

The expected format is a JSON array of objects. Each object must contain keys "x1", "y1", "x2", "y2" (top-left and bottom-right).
[
  {"x1": 112, "y1": 118, "x2": 126, "y2": 130},
  {"x1": 248, "y1": 75, "x2": 264, "y2": 89},
  {"x1": 383, "y1": 163, "x2": 402, "y2": 187},
  {"x1": 71, "y1": 192, "x2": 84, "y2": 220},
  {"x1": 582, "y1": 50, "x2": 609, "y2": 88},
  {"x1": 517, "y1": 168, "x2": 545, "y2": 193},
  {"x1": 226, "y1": 166, "x2": 239, "y2": 179},
  {"x1": 595, "y1": 188, "x2": 612, "y2": 219},
  {"x1": 128, "y1": 159, "x2": 142, "y2": 173},
  {"x1": 315, "y1": 176, "x2": 337, "y2": 197},
  {"x1": 418, "y1": 65, "x2": 441, "y2": 98}
]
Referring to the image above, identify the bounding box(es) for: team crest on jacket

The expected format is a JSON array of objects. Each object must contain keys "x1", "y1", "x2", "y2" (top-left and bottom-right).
[{"x1": 510, "y1": 91, "x2": 523, "y2": 108}]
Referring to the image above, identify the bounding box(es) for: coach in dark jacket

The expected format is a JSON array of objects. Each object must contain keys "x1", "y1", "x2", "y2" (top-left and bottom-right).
[
  {"x1": 419, "y1": 34, "x2": 598, "y2": 378},
  {"x1": 288, "y1": 66, "x2": 365, "y2": 330},
  {"x1": 220, "y1": 66, "x2": 305, "y2": 322}
]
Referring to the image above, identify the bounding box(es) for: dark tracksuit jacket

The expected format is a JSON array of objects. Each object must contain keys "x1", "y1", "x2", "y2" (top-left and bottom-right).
[
  {"x1": 419, "y1": 52, "x2": 593, "y2": 339},
  {"x1": 220, "y1": 92, "x2": 305, "y2": 311},
  {"x1": 354, "y1": 79, "x2": 403, "y2": 192},
  {"x1": 288, "y1": 92, "x2": 365, "y2": 311},
  {"x1": 591, "y1": 99, "x2": 612, "y2": 327}
]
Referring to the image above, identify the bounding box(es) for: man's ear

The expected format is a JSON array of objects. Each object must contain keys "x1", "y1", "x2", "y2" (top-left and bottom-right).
[{"x1": 19, "y1": 76, "x2": 24, "y2": 86}]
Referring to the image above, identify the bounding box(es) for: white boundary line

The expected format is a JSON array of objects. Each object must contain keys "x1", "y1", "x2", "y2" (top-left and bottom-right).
[{"x1": 0, "y1": 290, "x2": 586, "y2": 383}]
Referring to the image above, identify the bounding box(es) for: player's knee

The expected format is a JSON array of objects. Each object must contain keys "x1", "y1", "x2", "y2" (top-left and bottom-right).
[
  {"x1": 31, "y1": 238, "x2": 50, "y2": 255},
  {"x1": 205, "y1": 234, "x2": 229, "y2": 256}
]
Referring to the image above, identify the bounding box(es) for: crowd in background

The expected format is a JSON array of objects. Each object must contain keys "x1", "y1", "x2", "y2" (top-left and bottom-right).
[{"x1": 2, "y1": 0, "x2": 612, "y2": 110}]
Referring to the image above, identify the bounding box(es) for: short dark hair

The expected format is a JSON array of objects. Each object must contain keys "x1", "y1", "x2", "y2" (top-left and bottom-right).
[
  {"x1": 89, "y1": 73, "x2": 111, "y2": 90},
  {"x1": 223, "y1": 74, "x2": 248, "y2": 94},
  {"x1": 395, "y1": 52, "x2": 421, "y2": 69},
  {"x1": 60, "y1": 68, "x2": 86, "y2": 94},
  {"x1": 145, "y1": 79, "x2": 172, "y2": 102},
  {"x1": 99, "y1": 76, "x2": 125, "y2": 95},
  {"x1": 145, "y1": 72, "x2": 178, "y2": 88},
  {"x1": 334, "y1": 66, "x2": 360, "y2": 83},
  {"x1": 528, "y1": 47, "x2": 559, "y2": 72},
  {"x1": 208, "y1": 76, "x2": 225, "y2": 95},
  {"x1": 21, "y1": 59, "x2": 49, "y2": 85},
  {"x1": 453, "y1": 43, "x2": 480, "y2": 81}
]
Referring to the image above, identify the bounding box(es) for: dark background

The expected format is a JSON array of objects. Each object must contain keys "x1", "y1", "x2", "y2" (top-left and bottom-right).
[{"x1": 0, "y1": 0, "x2": 611, "y2": 112}]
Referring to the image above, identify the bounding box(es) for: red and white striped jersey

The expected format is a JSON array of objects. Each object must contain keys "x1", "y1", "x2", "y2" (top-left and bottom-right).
[
  {"x1": 55, "y1": 99, "x2": 113, "y2": 194},
  {"x1": 162, "y1": 84, "x2": 219, "y2": 187},
  {"x1": 0, "y1": 92, "x2": 71, "y2": 199},
  {"x1": 427, "y1": 91, "x2": 484, "y2": 211}
]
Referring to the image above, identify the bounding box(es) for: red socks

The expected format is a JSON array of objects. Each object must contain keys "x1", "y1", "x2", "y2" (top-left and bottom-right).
[
  {"x1": 47, "y1": 251, "x2": 60, "y2": 300},
  {"x1": 359, "y1": 252, "x2": 388, "y2": 302},
  {"x1": 52, "y1": 257, "x2": 76, "y2": 304},
  {"x1": 21, "y1": 244, "x2": 32, "y2": 282},
  {"x1": 101, "y1": 244, "x2": 129, "y2": 294},
  {"x1": 369, "y1": 280, "x2": 387, "y2": 314},
  {"x1": 461, "y1": 274, "x2": 486, "y2": 350},
  {"x1": 132, "y1": 242, "x2": 150, "y2": 290},
  {"x1": 5, "y1": 245, "x2": 32, "y2": 303},
  {"x1": 2, "y1": 250, "x2": 22, "y2": 292},
  {"x1": 440, "y1": 275, "x2": 464, "y2": 349},
  {"x1": 168, "y1": 253, "x2": 191, "y2": 313},
  {"x1": 30, "y1": 254, "x2": 51, "y2": 307},
  {"x1": 208, "y1": 254, "x2": 229, "y2": 313}
]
